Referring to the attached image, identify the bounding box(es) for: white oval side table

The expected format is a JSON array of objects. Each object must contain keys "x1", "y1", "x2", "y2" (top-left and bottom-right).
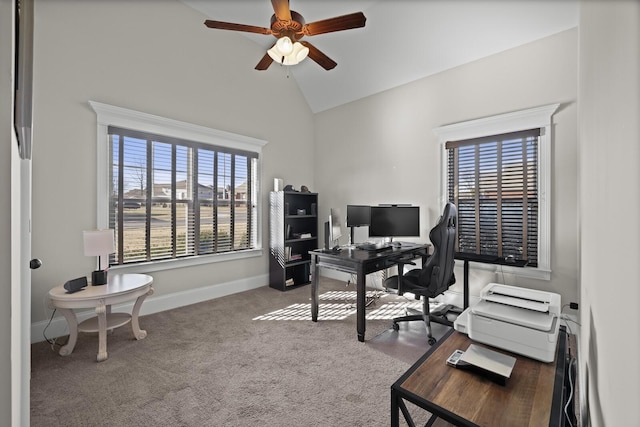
[{"x1": 49, "y1": 273, "x2": 154, "y2": 362}]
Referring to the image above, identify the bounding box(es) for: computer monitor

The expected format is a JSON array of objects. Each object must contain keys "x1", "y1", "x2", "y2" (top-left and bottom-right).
[
  {"x1": 346, "y1": 205, "x2": 371, "y2": 227},
  {"x1": 346, "y1": 205, "x2": 370, "y2": 245},
  {"x1": 328, "y1": 208, "x2": 343, "y2": 249},
  {"x1": 369, "y1": 205, "x2": 420, "y2": 240}
]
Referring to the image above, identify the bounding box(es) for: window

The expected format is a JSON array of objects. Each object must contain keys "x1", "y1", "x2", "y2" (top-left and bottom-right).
[
  {"x1": 446, "y1": 129, "x2": 540, "y2": 266},
  {"x1": 90, "y1": 101, "x2": 267, "y2": 270},
  {"x1": 434, "y1": 104, "x2": 559, "y2": 279}
]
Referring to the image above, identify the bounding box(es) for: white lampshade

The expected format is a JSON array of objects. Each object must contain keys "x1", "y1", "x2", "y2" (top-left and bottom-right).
[
  {"x1": 275, "y1": 36, "x2": 293, "y2": 55},
  {"x1": 279, "y1": 42, "x2": 308, "y2": 66},
  {"x1": 267, "y1": 39, "x2": 309, "y2": 66},
  {"x1": 83, "y1": 229, "x2": 115, "y2": 257},
  {"x1": 267, "y1": 44, "x2": 284, "y2": 63}
]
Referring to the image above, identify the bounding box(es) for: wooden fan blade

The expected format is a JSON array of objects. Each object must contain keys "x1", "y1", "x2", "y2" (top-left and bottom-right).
[
  {"x1": 255, "y1": 53, "x2": 274, "y2": 71},
  {"x1": 204, "y1": 20, "x2": 271, "y2": 35},
  {"x1": 271, "y1": 0, "x2": 291, "y2": 21},
  {"x1": 302, "y1": 12, "x2": 366, "y2": 36},
  {"x1": 300, "y1": 41, "x2": 337, "y2": 70}
]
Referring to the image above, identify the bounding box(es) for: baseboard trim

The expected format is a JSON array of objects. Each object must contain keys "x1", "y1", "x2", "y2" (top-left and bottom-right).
[{"x1": 31, "y1": 273, "x2": 268, "y2": 343}]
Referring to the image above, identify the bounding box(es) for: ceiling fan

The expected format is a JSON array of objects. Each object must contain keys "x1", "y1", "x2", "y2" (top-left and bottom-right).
[{"x1": 204, "y1": 0, "x2": 366, "y2": 70}]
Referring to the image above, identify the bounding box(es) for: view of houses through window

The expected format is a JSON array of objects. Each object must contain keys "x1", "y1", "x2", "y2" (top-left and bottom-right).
[{"x1": 108, "y1": 126, "x2": 258, "y2": 265}]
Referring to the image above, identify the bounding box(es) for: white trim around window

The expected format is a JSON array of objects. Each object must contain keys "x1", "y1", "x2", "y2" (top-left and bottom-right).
[
  {"x1": 434, "y1": 103, "x2": 559, "y2": 281},
  {"x1": 89, "y1": 100, "x2": 268, "y2": 273}
]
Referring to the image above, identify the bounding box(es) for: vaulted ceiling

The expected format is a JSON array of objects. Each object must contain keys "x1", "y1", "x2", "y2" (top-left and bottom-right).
[{"x1": 180, "y1": 0, "x2": 578, "y2": 113}]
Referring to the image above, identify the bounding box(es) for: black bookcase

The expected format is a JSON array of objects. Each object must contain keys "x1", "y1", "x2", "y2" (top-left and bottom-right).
[{"x1": 269, "y1": 191, "x2": 318, "y2": 291}]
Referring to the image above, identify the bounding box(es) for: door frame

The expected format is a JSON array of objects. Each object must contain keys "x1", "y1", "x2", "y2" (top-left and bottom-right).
[{"x1": 11, "y1": 156, "x2": 32, "y2": 427}]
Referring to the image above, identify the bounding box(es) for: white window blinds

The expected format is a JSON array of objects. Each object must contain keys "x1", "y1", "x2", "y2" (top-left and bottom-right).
[{"x1": 108, "y1": 126, "x2": 258, "y2": 265}]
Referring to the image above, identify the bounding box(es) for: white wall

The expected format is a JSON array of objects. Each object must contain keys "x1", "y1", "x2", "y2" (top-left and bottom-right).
[
  {"x1": 578, "y1": 2, "x2": 640, "y2": 425},
  {"x1": 1, "y1": 0, "x2": 14, "y2": 424},
  {"x1": 29, "y1": 1, "x2": 315, "y2": 325},
  {"x1": 314, "y1": 29, "x2": 579, "y2": 305}
]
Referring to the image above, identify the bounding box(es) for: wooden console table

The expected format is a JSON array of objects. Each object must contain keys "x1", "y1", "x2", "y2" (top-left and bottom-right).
[
  {"x1": 49, "y1": 273, "x2": 154, "y2": 362},
  {"x1": 391, "y1": 327, "x2": 570, "y2": 426}
]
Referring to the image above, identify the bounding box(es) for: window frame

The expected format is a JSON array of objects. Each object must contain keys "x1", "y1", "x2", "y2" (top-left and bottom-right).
[
  {"x1": 90, "y1": 101, "x2": 267, "y2": 273},
  {"x1": 434, "y1": 104, "x2": 559, "y2": 280}
]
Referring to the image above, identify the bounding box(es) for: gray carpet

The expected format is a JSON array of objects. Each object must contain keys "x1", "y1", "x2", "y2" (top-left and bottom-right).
[{"x1": 30, "y1": 278, "x2": 438, "y2": 426}]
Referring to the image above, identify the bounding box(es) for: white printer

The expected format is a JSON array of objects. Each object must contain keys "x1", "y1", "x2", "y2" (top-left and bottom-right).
[{"x1": 454, "y1": 283, "x2": 561, "y2": 363}]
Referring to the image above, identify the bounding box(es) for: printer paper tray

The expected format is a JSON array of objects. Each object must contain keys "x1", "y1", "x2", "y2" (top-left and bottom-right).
[{"x1": 471, "y1": 300, "x2": 555, "y2": 332}]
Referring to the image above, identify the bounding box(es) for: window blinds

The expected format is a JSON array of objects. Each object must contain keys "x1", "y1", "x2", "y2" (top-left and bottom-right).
[
  {"x1": 446, "y1": 129, "x2": 540, "y2": 266},
  {"x1": 107, "y1": 126, "x2": 257, "y2": 265}
]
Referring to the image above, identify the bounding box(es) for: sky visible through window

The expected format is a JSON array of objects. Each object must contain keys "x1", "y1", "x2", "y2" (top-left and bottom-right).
[{"x1": 112, "y1": 136, "x2": 248, "y2": 197}]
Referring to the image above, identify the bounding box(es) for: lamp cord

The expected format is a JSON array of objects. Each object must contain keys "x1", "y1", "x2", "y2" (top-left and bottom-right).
[
  {"x1": 42, "y1": 309, "x2": 58, "y2": 350},
  {"x1": 42, "y1": 308, "x2": 68, "y2": 352}
]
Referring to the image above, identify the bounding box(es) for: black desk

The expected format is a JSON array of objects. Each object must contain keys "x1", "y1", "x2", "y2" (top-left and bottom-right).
[
  {"x1": 310, "y1": 242, "x2": 430, "y2": 342},
  {"x1": 391, "y1": 327, "x2": 570, "y2": 426}
]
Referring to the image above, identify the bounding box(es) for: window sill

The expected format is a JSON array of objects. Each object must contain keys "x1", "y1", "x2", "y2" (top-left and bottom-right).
[
  {"x1": 460, "y1": 260, "x2": 551, "y2": 281},
  {"x1": 109, "y1": 248, "x2": 264, "y2": 275}
]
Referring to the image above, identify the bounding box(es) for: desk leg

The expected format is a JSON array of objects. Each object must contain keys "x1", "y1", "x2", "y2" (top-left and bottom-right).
[
  {"x1": 131, "y1": 287, "x2": 153, "y2": 340},
  {"x1": 392, "y1": 389, "x2": 419, "y2": 427},
  {"x1": 391, "y1": 388, "x2": 400, "y2": 427},
  {"x1": 57, "y1": 308, "x2": 78, "y2": 357},
  {"x1": 96, "y1": 300, "x2": 108, "y2": 362},
  {"x1": 463, "y1": 260, "x2": 469, "y2": 309},
  {"x1": 311, "y1": 255, "x2": 319, "y2": 322},
  {"x1": 356, "y1": 265, "x2": 366, "y2": 342}
]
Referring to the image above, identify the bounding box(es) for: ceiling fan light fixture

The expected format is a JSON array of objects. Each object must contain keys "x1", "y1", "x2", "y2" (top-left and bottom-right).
[
  {"x1": 275, "y1": 36, "x2": 293, "y2": 55},
  {"x1": 292, "y1": 42, "x2": 309, "y2": 62},
  {"x1": 267, "y1": 44, "x2": 282, "y2": 63},
  {"x1": 267, "y1": 40, "x2": 309, "y2": 66}
]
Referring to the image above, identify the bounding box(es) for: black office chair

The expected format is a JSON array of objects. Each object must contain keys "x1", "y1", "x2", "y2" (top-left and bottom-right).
[{"x1": 386, "y1": 202, "x2": 458, "y2": 345}]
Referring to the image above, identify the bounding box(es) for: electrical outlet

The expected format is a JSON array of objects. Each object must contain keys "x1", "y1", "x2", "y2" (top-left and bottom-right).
[{"x1": 569, "y1": 302, "x2": 579, "y2": 310}]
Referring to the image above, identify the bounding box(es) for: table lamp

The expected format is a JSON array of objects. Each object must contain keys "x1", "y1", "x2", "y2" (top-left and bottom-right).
[{"x1": 83, "y1": 229, "x2": 115, "y2": 285}]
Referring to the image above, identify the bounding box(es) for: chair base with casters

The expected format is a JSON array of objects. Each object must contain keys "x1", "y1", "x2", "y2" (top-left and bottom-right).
[
  {"x1": 386, "y1": 274, "x2": 460, "y2": 345},
  {"x1": 390, "y1": 291, "x2": 461, "y2": 345}
]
